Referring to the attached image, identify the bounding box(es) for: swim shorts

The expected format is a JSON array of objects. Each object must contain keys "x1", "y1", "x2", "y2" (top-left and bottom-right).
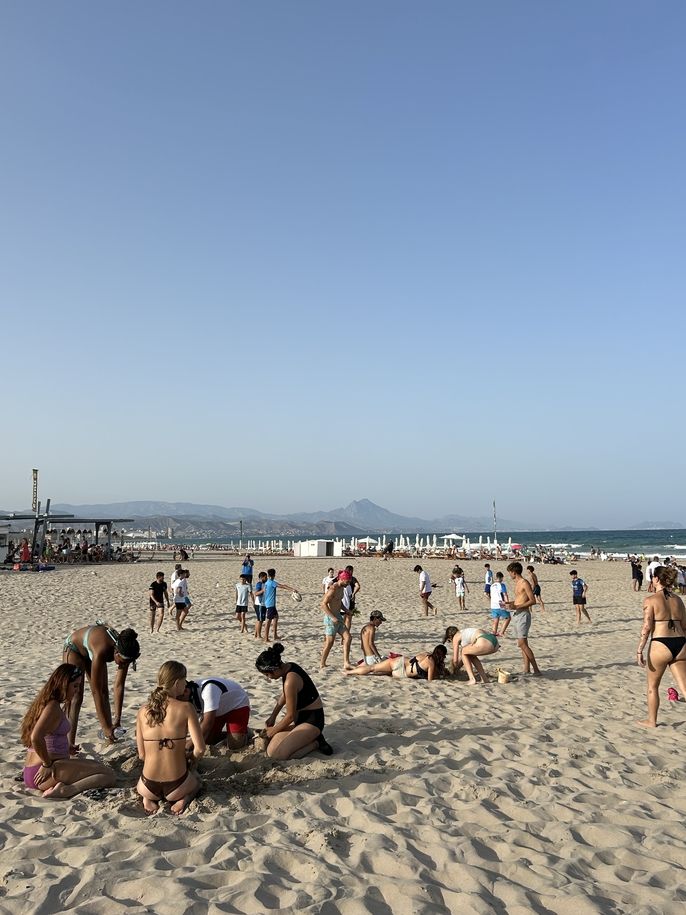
[
  {"x1": 510, "y1": 610, "x2": 532, "y2": 639},
  {"x1": 324, "y1": 612, "x2": 346, "y2": 637},
  {"x1": 490, "y1": 608, "x2": 511, "y2": 620}
]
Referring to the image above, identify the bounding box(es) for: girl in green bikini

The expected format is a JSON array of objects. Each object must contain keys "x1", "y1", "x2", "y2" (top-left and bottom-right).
[
  {"x1": 444, "y1": 626, "x2": 499, "y2": 684},
  {"x1": 63, "y1": 623, "x2": 140, "y2": 747}
]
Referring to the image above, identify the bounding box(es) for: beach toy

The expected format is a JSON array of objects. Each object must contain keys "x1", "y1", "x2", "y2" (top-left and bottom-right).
[
  {"x1": 292, "y1": 591, "x2": 302, "y2": 602},
  {"x1": 496, "y1": 668, "x2": 512, "y2": 684},
  {"x1": 667, "y1": 687, "x2": 680, "y2": 702}
]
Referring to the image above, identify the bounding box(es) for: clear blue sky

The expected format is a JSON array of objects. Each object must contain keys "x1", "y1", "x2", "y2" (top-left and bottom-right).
[{"x1": 2, "y1": 2, "x2": 684, "y2": 527}]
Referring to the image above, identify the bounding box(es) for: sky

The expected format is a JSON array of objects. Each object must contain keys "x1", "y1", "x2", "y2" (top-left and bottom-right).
[{"x1": 2, "y1": 2, "x2": 684, "y2": 527}]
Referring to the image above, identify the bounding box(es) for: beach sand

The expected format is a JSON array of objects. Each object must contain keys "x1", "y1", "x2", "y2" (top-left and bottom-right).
[{"x1": 1, "y1": 557, "x2": 685, "y2": 914}]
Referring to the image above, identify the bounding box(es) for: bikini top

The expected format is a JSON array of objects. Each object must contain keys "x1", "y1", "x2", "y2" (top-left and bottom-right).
[
  {"x1": 142, "y1": 735, "x2": 187, "y2": 749},
  {"x1": 409, "y1": 656, "x2": 429, "y2": 680},
  {"x1": 653, "y1": 591, "x2": 684, "y2": 630}
]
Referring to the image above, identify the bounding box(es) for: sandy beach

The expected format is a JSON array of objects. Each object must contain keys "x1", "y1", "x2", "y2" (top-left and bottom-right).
[{"x1": 1, "y1": 556, "x2": 685, "y2": 914}]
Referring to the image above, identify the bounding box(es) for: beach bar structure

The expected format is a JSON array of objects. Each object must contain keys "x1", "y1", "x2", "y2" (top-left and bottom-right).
[
  {"x1": 0, "y1": 509, "x2": 134, "y2": 559},
  {"x1": 292, "y1": 539, "x2": 343, "y2": 558}
]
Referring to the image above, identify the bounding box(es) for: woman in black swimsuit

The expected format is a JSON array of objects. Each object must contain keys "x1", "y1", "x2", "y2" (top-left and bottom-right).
[
  {"x1": 136, "y1": 661, "x2": 206, "y2": 814},
  {"x1": 637, "y1": 566, "x2": 686, "y2": 728},
  {"x1": 256, "y1": 643, "x2": 332, "y2": 760}
]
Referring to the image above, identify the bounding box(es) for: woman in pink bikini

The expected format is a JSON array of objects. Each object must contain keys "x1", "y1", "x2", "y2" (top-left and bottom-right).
[{"x1": 21, "y1": 664, "x2": 116, "y2": 798}]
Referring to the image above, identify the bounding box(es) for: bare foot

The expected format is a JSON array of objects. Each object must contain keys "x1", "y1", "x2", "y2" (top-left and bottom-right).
[
  {"x1": 636, "y1": 719, "x2": 657, "y2": 728},
  {"x1": 466, "y1": 679, "x2": 479, "y2": 685},
  {"x1": 343, "y1": 664, "x2": 355, "y2": 671},
  {"x1": 171, "y1": 797, "x2": 189, "y2": 815},
  {"x1": 142, "y1": 797, "x2": 159, "y2": 815},
  {"x1": 42, "y1": 781, "x2": 69, "y2": 799}
]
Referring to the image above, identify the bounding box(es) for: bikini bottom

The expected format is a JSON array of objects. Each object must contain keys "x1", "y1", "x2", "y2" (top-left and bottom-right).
[{"x1": 140, "y1": 768, "x2": 189, "y2": 799}]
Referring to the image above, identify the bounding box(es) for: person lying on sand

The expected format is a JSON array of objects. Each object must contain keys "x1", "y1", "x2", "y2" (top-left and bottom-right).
[
  {"x1": 136, "y1": 661, "x2": 205, "y2": 815},
  {"x1": 256, "y1": 643, "x2": 333, "y2": 759},
  {"x1": 443, "y1": 626, "x2": 498, "y2": 685},
  {"x1": 21, "y1": 664, "x2": 116, "y2": 799},
  {"x1": 344, "y1": 645, "x2": 447, "y2": 681}
]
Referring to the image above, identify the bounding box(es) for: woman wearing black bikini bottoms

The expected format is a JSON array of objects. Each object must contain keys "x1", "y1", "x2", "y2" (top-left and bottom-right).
[
  {"x1": 256, "y1": 643, "x2": 332, "y2": 759},
  {"x1": 136, "y1": 661, "x2": 205, "y2": 814},
  {"x1": 637, "y1": 566, "x2": 686, "y2": 728}
]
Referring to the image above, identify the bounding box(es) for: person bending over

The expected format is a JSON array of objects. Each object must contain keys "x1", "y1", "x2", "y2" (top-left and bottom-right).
[
  {"x1": 444, "y1": 626, "x2": 498, "y2": 685},
  {"x1": 62, "y1": 623, "x2": 141, "y2": 747},
  {"x1": 186, "y1": 676, "x2": 251, "y2": 747}
]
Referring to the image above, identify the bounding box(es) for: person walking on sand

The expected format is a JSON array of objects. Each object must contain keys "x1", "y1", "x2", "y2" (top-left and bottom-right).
[
  {"x1": 172, "y1": 570, "x2": 190, "y2": 630},
  {"x1": 240, "y1": 553, "x2": 254, "y2": 584},
  {"x1": 505, "y1": 562, "x2": 542, "y2": 676},
  {"x1": 646, "y1": 556, "x2": 661, "y2": 592},
  {"x1": 527, "y1": 565, "x2": 546, "y2": 611},
  {"x1": 263, "y1": 567, "x2": 299, "y2": 643},
  {"x1": 320, "y1": 571, "x2": 353, "y2": 670},
  {"x1": 360, "y1": 611, "x2": 387, "y2": 665},
  {"x1": 343, "y1": 565, "x2": 361, "y2": 629},
  {"x1": 149, "y1": 571, "x2": 171, "y2": 633},
  {"x1": 636, "y1": 565, "x2": 686, "y2": 727},
  {"x1": 483, "y1": 563, "x2": 494, "y2": 603},
  {"x1": 321, "y1": 567, "x2": 336, "y2": 594},
  {"x1": 414, "y1": 565, "x2": 436, "y2": 616},
  {"x1": 451, "y1": 566, "x2": 469, "y2": 612},
  {"x1": 253, "y1": 571, "x2": 268, "y2": 640},
  {"x1": 235, "y1": 574, "x2": 251, "y2": 634},
  {"x1": 570, "y1": 570, "x2": 591, "y2": 623},
  {"x1": 490, "y1": 571, "x2": 511, "y2": 637}
]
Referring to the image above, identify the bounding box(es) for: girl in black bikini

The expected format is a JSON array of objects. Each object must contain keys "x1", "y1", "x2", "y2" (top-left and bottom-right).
[
  {"x1": 637, "y1": 566, "x2": 686, "y2": 728},
  {"x1": 256, "y1": 643, "x2": 332, "y2": 759},
  {"x1": 136, "y1": 661, "x2": 206, "y2": 814}
]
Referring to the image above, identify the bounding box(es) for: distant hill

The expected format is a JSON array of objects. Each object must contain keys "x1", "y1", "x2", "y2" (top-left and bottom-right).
[{"x1": 631, "y1": 521, "x2": 685, "y2": 530}]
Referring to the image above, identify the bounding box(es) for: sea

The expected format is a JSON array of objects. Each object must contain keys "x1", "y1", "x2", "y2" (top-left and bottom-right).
[{"x1": 179, "y1": 529, "x2": 686, "y2": 559}]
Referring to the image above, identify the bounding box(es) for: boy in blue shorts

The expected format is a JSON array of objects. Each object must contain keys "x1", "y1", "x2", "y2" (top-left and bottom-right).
[
  {"x1": 263, "y1": 567, "x2": 299, "y2": 642},
  {"x1": 490, "y1": 571, "x2": 510, "y2": 637}
]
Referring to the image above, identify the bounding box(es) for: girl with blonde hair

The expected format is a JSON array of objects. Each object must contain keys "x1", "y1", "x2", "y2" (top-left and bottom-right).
[
  {"x1": 21, "y1": 664, "x2": 116, "y2": 798},
  {"x1": 136, "y1": 660, "x2": 205, "y2": 814}
]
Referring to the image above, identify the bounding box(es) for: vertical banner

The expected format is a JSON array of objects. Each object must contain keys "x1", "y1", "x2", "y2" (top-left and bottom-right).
[{"x1": 32, "y1": 469, "x2": 39, "y2": 512}]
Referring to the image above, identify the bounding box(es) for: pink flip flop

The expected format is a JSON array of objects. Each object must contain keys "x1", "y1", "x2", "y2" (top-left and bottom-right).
[{"x1": 667, "y1": 687, "x2": 680, "y2": 702}]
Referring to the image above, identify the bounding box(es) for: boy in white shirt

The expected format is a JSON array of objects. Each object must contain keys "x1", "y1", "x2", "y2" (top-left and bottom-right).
[
  {"x1": 490, "y1": 571, "x2": 510, "y2": 637},
  {"x1": 235, "y1": 574, "x2": 251, "y2": 634}
]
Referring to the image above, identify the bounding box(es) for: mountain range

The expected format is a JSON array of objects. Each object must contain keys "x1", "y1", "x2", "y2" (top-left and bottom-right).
[{"x1": 1, "y1": 499, "x2": 680, "y2": 535}]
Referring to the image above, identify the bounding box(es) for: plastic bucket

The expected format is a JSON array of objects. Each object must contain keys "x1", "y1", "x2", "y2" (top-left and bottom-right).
[{"x1": 497, "y1": 668, "x2": 512, "y2": 684}]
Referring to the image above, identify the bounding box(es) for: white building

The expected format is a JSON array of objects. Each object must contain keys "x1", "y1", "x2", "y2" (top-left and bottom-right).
[{"x1": 292, "y1": 539, "x2": 343, "y2": 558}]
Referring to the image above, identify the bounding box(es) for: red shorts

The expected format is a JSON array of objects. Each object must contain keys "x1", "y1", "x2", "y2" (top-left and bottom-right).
[{"x1": 207, "y1": 705, "x2": 250, "y2": 739}]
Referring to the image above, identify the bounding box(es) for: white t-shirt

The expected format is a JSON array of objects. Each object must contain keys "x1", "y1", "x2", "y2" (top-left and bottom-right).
[
  {"x1": 197, "y1": 678, "x2": 250, "y2": 715},
  {"x1": 453, "y1": 575, "x2": 465, "y2": 596},
  {"x1": 172, "y1": 578, "x2": 188, "y2": 602},
  {"x1": 647, "y1": 561, "x2": 660, "y2": 581},
  {"x1": 342, "y1": 583, "x2": 353, "y2": 610},
  {"x1": 490, "y1": 581, "x2": 508, "y2": 610},
  {"x1": 419, "y1": 570, "x2": 432, "y2": 593},
  {"x1": 484, "y1": 569, "x2": 494, "y2": 585},
  {"x1": 322, "y1": 575, "x2": 335, "y2": 592},
  {"x1": 170, "y1": 569, "x2": 181, "y2": 589},
  {"x1": 235, "y1": 582, "x2": 251, "y2": 606}
]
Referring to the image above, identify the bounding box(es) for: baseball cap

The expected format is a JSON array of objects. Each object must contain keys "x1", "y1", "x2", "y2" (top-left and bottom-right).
[
  {"x1": 370, "y1": 611, "x2": 386, "y2": 621},
  {"x1": 337, "y1": 570, "x2": 352, "y2": 582}
]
